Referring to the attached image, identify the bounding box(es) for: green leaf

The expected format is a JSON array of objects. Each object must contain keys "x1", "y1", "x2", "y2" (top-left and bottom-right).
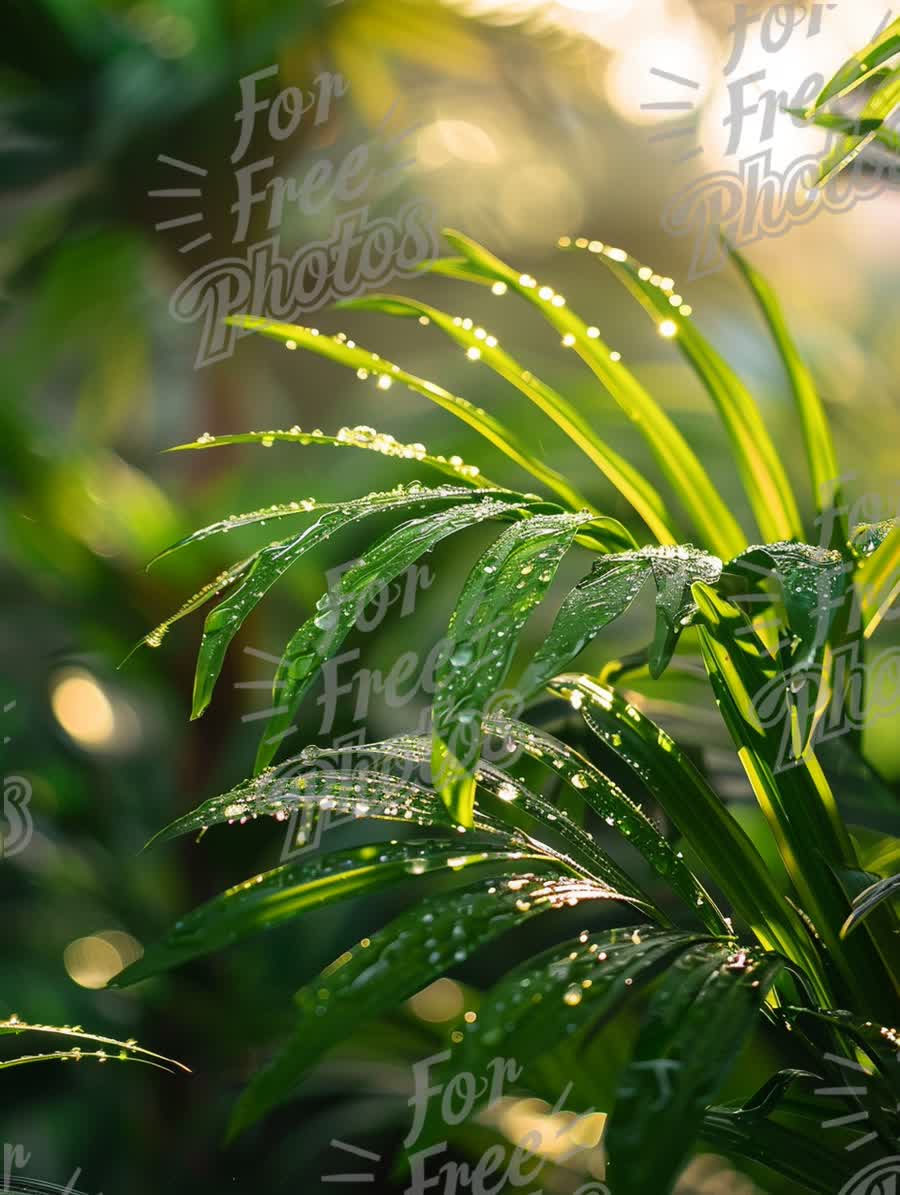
[
  {"x1": 600, "y1": 544, "x2": 724, "y2": 677},
  {"x1": 253, "y1": 492, "x2": 544, "y2": 771},
  {"x1": 432, "y1": 511, "x2": 594, "y2": 825},
  {"x1": 340, "y1": 292, "x2": 671, "y2": 544},
  {"x1": 594, "y1": 244, "x2": 803, "y2": 543},
  {"x1": 691, "y1": 583, "x2": 896, "y2": 1017},
  {"x1": 700, "y1": 1105, "x2": 864, "y2": 1194},
  {"x1": 167, "y1": 425, "x2": 496, "y2": 487},
  {"x1": 726, "y1": 541, "x2": 851, "y2": 676},
  {"x1": 519, "y1": 559, "x2": 649, "y2": 696},
  {"x1": 810, "y1": 16, "x2": 900, "y2": 109},
  {"x1": 0, "y1": 1016, "x2": 189, "y2": 1074},
  {"x1": 813, "y1": 68, "x2": 900, "y2": 184},
  {"x1": 724, "y1": 243, "x2": 844, "y2": 544},
  {"x1": 424, "y1": 927, "x2": 706, "y2": 1134},
  {"x1": 228, "y1": 869, "x2": 627, "y2": 1136},
  {"x1": 482, "y1": 712, "x2": 728, "y2": 933},
  {"x1": 855, "y1": 521, "x2": 900, "y2": 636},
  {"x1": 109, "y1": 841, "x2": 553, "y2": 985},
  {"x1": 426, "y1": 231, "x2": 746, "y2": 559},
  {"x1": 788, "y1": 106, "x2": 900, "y2": 158},
  {"x1": 356, "y1": 735, "x2": 656, "y2": 904},
  {"x1": 189, "y1": 485, "x2": 520, "y2": 721},
  {"x1": 227, "y1": 316, "x2": 594, "y2": 512},
  {"x1": 548, "y1": 674, "x2": 823, "y2": 983},
  {"x1": 841, "y1": 873, "x2": 900, "y2": 937},
  {"x1": 608, "y1": 942, "x2": 782, "y2": 1194}
]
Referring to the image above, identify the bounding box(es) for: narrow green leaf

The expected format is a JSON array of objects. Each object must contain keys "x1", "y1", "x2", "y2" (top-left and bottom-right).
[
  {"x1": 841, "y1": 873, "x2": 900, "y2": 937},
  {"x1": 340, "y1": 292, "x2": 672, "y2": 544},
  {"x1": 788, "y1": 106, "x2": 900, "y2": 157},
  {"x1": 189, "y1": 485, "x2": 518, "y2": 721},
  {"x1": 548, "y1": 674, "x2": 824, "y2": 983},
  {"x1": 594, "y1": 244, "x2": 803, "y2": 543},
  {"x1": 0, "y1": 1017, "x2": 189, "y2": 1073},
  {"x1": 168, "y1": 425, "x2": 495, "y2": 488},
  {"x1": 109, "y1": 841, "x2": 552, "y2": 985},
  {"x1": 254, "y1": 493, "x2": 543, "y2": 771},
  {"x1": 227, "y1": 316, "x2": 594, "y2": 512},
  {"x1": 228, "y1": 870, "x2": 626, "y2": 1136},
  {"x1": 608, "y1": 943, "x2": 782, "y2": 1194},
  {"x1": 519, "y1": 559, "x2": 649, "y2": 696},
  {"x1": 432, "y1": 511, "x2": 593, "y2": 824},
  {"x1": 700, "y1": 1106, "x2": 864, "y2": 1193},
  {"x1": 426, "y1": 231, "x2": 746, "y2": 558},
  {"x1": 856, "y1": 521, "x2": 900, "y2": 636},
  {"x1": 691, "y1": 583, "x2": 896, "y2": 1017},
  {"x1": 724, "y1": 243, "x2": 844, "y2": 543},
  {"x1": 810, "y1": 17, "x2": 900, "y2": 109},
  {"x1": 813, "y1": 69, "x2": 900, "y2": 184},
  {"x1": 483, "y1": 712, "x2": 728, "y2": 933}
]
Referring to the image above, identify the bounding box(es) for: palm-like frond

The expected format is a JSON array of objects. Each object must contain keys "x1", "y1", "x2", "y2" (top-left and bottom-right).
[{"x1": 119, "y1": 231, "x2": 900, "y2": 1194}]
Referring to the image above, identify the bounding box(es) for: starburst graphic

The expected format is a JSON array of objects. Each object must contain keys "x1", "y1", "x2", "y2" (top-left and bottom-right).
[
  {"x1": 3, "y1": 700, "x2": 15, "y2": 745},
  {"x1": 149, "y1": 155, "x2": 211, "y2": 253},
  {"x1": 321, "y1": 1139, "x2": 382, "y2": 1184},
  {"x1": 816, "y1": 1052, "x2": 880, "y2": 1152},
  {"x1": 642, "y1": 68, "x2": 703, "y2": 165}
]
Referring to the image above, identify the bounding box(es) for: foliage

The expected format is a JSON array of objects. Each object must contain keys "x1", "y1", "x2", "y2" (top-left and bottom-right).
[{"x1": 115, "y1": 231, "x2": 900, "y2": 1194}]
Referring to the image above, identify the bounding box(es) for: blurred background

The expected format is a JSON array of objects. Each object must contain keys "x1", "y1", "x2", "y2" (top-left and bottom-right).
[{"x1": 1, "y1": 0, "x2": 898, "y2": 1191}]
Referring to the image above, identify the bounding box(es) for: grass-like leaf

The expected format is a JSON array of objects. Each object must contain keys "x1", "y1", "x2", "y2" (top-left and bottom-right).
[
  {"x1": 608, "y1": 942, "x2": 782, "y2": 1194},
  {"x1": 226, "y1": 316, "x2": 593, "y2": 512},
  {"x1": 809, "y1": 16, "x2": 900, "y2": 109},
  {"x1": 549, "y1": 675, "x2": 822, "y2": 981},
  {"x1": 432, "y1": 511, "x2": 594, "y2": 824},
  {"x1": 110, "y1": 841, "x2": 552, "y2": 985},
  {"x1": 591, "y1": 243, "x2": 802, "y2": 543},
  {"x1": 425, "y1": 231, "x2": 746, "y2": 558},
  {"x1": 724, "y1": 242, "x2": 845, "y2": 543},
  {"x1": 340, "y1": 292, "x2": 673, "y2": 543},
  {"x1": 228, "y1": 870, "x2": 628, "y2": 1136}
]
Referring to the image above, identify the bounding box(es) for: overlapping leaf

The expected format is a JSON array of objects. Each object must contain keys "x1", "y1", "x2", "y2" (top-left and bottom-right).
[
  {"x1": 608, "y1": 942, "x2": 782, "y2": 1193},
  {"x1": 228, "y1": 870, "x2": 630, "y2": 1136},
  {"x1": 424, "y1": 230, "x2": 746, "y2": 559},
  {"x1": 432, "y1": 511, "x2": 595, "y2": 824}
]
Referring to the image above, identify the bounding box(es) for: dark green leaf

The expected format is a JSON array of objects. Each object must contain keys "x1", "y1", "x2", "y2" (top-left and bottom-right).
[{"x1": 608, "y1": 942, "x2": 782, "y2": 1194}]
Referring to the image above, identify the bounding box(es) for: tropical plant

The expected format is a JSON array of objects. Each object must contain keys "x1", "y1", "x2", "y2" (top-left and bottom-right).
[{"x1": 112, "y1": 230, "x2": 900, "y2": 1193}]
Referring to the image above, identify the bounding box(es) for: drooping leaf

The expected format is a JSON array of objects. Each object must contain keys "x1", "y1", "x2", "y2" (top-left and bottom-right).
[
  {"x1": 548, "y1": 674, "x2": 822, "y2": 982},
  {"x1": 608, "y1": 942, "x2": 782, "y2": 1194},
  {"x1": 726, "y1": 541, "x2": 851, "y2": 674},
  {"x1": 788, "y1": 106, "x2": 900, "y2": 158},
  {"x1": 841, "y1": 873, "x2": 900, "y2": 937},
  {"x1": 110, "y1": 841, "x2": 554, "y2": 985},
  {"x1": 593, "y1": 244, "x2": 802, "y2": 543},
  {"x1": 189, "y1": 485, "x2": 523, "y2": 721},
  {"x1": 809, "y1": 16, "x2": 900, "y2": 109},
  {"x1": 0, "y1": 1017, "x2": 189, "y2": 1074},
  {"x1": 813, "y1": 69, "x2": 900, "y2": 184},
  {"x1": 419, "y1": 926, "x2": 707, "y2": 1140},
  {"x1": 340, "y1": 292, "x2": 671, "y2": 544},
  {"x1": 482, "y1": 712, "x2": 728, "y2": 933},
  {"x1": 227, "y1": 315, "x2": 594, "y2": 512},
  {"x1": 425, "y1": 231, "x2": 746, "y2": 559},
  {"x1": 167, "y1": 425, "x2": 496, "y2": 487},
  {"x1": 350, "y1": 735, "x2": 656, "y2": 904},
  {"x1": 519, "y1": 558, "x2": 649, "y2": 696},
  {"x1": 432, "y1": 511, "x2": 594, "y2": 825},
  {"x1": 253, "y1": 493, "x2": 545, "y2": 770},
  {"x1": 724, "y1": 242, "x2": 844, "y2": 545},
  {"x1": 228, "y1": 870, "x2": 629, "y2": 1136}
]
